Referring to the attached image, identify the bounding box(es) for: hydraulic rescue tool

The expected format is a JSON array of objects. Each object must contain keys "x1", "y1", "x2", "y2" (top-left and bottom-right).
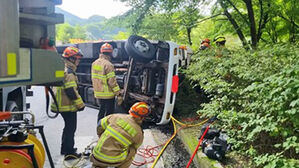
[{"x1": 0, "y1": 111, "x2": 54, "y2": 168}]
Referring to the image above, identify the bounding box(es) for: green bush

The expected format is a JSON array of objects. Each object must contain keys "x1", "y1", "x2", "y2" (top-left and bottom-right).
[{"x1": 186, "y1": 44, "x2": 299, "y2": 167}]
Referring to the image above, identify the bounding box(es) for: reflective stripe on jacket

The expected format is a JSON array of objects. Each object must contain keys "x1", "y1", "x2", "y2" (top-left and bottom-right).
[
  {"x1": 50, "y1": 69, "x2": 85, "y2": 112},
  {"x1": 92, "y1": 114, "x2": 143, "y2": 164},
  {"x1": 91, "y1": 55, "x2": 120, "y2": 99}
]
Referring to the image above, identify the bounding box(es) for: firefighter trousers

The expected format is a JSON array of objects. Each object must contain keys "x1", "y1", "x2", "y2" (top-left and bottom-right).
[
  {"x1": 61, "y1": 112, "x2": 77, "y2": 154},
  {"x1": 97, "y1": 98, "x2": 115, "y2": 122}
]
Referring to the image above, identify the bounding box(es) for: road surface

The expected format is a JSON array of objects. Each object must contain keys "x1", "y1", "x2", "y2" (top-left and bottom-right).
[{"x1": 27, "y1": 86, "x2": 165, "y2": 168}]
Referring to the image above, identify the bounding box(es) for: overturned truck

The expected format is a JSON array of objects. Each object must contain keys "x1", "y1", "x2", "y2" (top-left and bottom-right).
[{"x1": 57, "y1": 35, "x2": 192, "y2": 125}]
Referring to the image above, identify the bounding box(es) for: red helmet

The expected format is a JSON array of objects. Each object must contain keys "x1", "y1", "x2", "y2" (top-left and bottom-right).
[
  {"x1": 100, "y1": 43, "x2": 113, "y2": 53},
  {"x1": 200, "y1": 42, "x2": 210, "y2": 50},
  {"x1": 201, "y1": 38, "x2": 210, "y2": 44},
  {"x1": 129, "y1": 102, "x2": 150, "y2": 118},
  {"x1": 62, "y1": 46, "x2": 83, "y2": 59}
]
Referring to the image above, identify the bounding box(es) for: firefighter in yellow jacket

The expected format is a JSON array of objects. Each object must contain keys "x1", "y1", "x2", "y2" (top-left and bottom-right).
[
  {"x1": 91, "y1": 43, "x2": 122, "y2": 122},
  {"x1": 214, "y1": 36, "x2": 230, "y2": 58},
  {"x1": 51, "y1": 46, "x2": 85, "y2": 159},
  {"x1": 90, "y1": 102, "x2": 150, "y2": 168}
]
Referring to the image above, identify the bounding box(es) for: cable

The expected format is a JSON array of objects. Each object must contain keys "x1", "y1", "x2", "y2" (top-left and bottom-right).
[
  {"x1": 171, "y1": 115, "x2": 209, "y2": 128},
  {"x1": 63, "y1": 140, "x2": 97, "y2": 168},
  {"x1": 149, "y1": 115, "x2": 209, "y2": 168},
  {"x1": 63, "y1": 155, "x2": 87, "y2": 168},
  {"x1": 132, "y1": 144, "x2": 162, "y2": 166},
  {"x1": 45, "y1": 86, "x2": 59, "y2": 119}
]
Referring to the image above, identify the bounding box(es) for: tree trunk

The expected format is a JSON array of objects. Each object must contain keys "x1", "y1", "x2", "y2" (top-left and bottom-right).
[
  {"x1": 244, "y1": 0, "x2": 257, "y2": 48},
  {"x1": 257, "y1": 0, "x2": 269, "y2": 43},
  {"x1": 270, "y1": 19, "x2": 278, "y2": 43},
  {"x1": 187, "y1": 27, "x2": 192, "y2": 46},
  {"x1": 226, "y1": 0, "x2": 249, "y2": 25},
  {"x1": 289, "y1": 16, "x2": 296, "y2": 43},
  {"x1": 220, "y1": 0, "x2": 248, "y2": 48}
]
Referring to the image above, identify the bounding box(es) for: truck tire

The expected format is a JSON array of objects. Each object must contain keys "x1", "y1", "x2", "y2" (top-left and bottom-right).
[
  {"x1": 6, "y1": 101, "x2": 19, "y2": 112},
  {"x1": 125, "y1": 35, "x2": 156, "y2": 63},
  {"x1": 5, "y1": 101, "x2": 22, "y2": 120}
]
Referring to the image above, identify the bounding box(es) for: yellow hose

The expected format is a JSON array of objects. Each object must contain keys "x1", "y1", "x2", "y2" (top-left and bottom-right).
[
  {"x1": 150, "y1": 115, "x2": 208, "y2": 168},
  {"x1": 151, "y1": 118, "x2": 177, "y2": 168},
  {"x1": 63, "y1": 140, "x2": 97, "y2": 168},
  {"x1": 63, "y1": 155, "x2": 85, "y2": 168},
  {"x1": 171, "y1": 115, "x2": 209, "y2": 127}
]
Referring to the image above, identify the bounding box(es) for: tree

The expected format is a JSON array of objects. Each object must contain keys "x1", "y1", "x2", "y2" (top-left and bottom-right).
[
  {"x1": 118, "y1": 0, "x2": 299, "y2": 48},
  {"x1": 85, "y1": 24, "x2": 101, "y2": 40},
  {"x1": 113, "y1": 31, "x2": 130, "y2": 40},
  {"x1": 56, "y1": 23, "x2": 75, "y2": 44},
  {"x1": 56, "y1": 23, "x2": 87, "y2": 43},
  {"x1": 73, "y1": 25, "x2": 87, "y2": 40},
  {"x1": 118, "y1": 0, "x2": 202, "y2": 45}
]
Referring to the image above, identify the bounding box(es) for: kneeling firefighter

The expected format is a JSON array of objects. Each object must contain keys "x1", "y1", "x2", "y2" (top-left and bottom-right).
[
  {"x1": 51, "y1": 46, "x2": 85, "y2": 159},
  {"x1": 90, "y1": 102, "x2": 150, "y2": 168}
]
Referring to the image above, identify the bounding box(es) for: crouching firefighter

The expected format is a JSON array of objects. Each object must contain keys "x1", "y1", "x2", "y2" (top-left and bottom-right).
[
  {"x1": 90, "y1": 102, "x2": 150, "y2": 168},
  {"x1": 51, "y1": 46, "x2": 85, "y2": 159}
]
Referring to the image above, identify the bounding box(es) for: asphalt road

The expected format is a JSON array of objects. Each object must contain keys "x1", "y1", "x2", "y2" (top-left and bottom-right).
[{"x1": 27, "y1": 86, "x2": 164, "y2": 168}]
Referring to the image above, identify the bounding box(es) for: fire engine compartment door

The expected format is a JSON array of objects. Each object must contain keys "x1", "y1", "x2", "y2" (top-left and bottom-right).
[
  {"x1": 0, "y1": 49, "x2": 30, "y2": 85},
  {"x1": 0, "y1": 0, "x2": 19, "y2": 78},
  {"x1": 0, "y1": 48, "x2": 64, "y2": 87}
]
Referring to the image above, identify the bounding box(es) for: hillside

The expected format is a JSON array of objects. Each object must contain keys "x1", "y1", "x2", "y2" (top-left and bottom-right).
[
  {"x1": 55, "y1": 7, "x2": 107, "y2": 25},
  {"x1": 55, "y1": 7, "x2": 125, "y2": 40}
]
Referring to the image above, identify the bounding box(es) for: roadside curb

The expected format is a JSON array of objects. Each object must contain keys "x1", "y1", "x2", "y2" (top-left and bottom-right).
[{"x1": 177, "y1": 126, "x2": 223, "y2": 168}]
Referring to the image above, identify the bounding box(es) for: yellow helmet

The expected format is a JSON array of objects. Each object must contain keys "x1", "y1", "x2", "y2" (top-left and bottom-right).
[{"x1": 214, "y1": 36, "x2": 226, "y2": 43}]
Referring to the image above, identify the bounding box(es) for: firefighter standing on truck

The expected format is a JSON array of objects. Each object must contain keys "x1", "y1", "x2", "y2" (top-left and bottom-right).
[
  {"x1": 51, "y1": 46, "x2": 85, "y2": 159},
  {"x1": 91, "y1": 43, "x2": 122, "y2": 122},
  {"x1": 90, "y1": 102, "x2": 150, "y2": 168}
]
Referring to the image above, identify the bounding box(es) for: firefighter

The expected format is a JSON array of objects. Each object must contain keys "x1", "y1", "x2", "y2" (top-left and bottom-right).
[
  {"x1": 200, "y1": 38, "x2": 211, "y2": 50},
  {"x1": 40, "y1": 37, "x2": 56, "y2": 51},
  {"x1": 214, "y1": 36, "x2": 229, "y2": 58},
  {"x1": 51, "y1": 46, "x2": 85, "y2": 159},
  {"x1": 90, "y1": 102, "x2": 150, "y2": 168},
  {"x1": 91, "y1": 43, "x2": 122, "y2": 122}
]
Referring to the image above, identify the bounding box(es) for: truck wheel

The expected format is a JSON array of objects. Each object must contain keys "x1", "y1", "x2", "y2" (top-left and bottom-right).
[
  {"x1": 6, "y1": 101, "x2": 22, "y2": 120},
  {"x1": 112, "y1": 48, "x2": 122, "y2": 58},
  {"x1": 125, "y1": 35, "x2": 156, "y2": 63}
]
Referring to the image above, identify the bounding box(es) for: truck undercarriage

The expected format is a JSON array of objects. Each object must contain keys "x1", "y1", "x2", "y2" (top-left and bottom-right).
[{"x1": 57, "y1": 35, "x2": 191, "y2": 124}]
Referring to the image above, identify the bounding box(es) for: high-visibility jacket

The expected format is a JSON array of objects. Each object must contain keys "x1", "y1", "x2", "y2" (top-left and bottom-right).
[
  {"x1": 91, "y1": 54, "x2": 120, "y2": 99},
  {"x1": 216, "y1": 46, "x2": 230, "y2": 58},
  {"x1": 91, "y1": 114, "x2": 143, "y2": 167},
  {"x1": 51, "y1": 62, "x2": 85, "y2": 112}
]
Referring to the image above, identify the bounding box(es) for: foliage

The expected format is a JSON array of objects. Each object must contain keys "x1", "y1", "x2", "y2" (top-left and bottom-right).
[
  {"x1": 214, "y1": 0, "x2": 299, "y2": 48},
  {"x1": 174, "y1": 76, "x2": 209, "y2": 118},
  {"x1": 186, "y1": 44, "x2": 299, "y2": 167},
  {"x1": 73, "y1": 25, "x2": 87, "y2": 40},
  {"x1": 56, "y1": 23, "x2": 81, "y2": 44},
  {"x1": 113, "y1": 31, "x2": 130, "y2": 40},
  {"x1": 118, "y1": 0, "x2": 299, "y2": 49},
  {"x1": 137, "y1": 13, "x2": 178, "y2": 41}
]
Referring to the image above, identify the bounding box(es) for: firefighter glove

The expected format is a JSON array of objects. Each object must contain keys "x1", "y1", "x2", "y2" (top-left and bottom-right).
[
  {"x1": 78, "y1": 106, "x2": 85, "y2": 111},
  {"x1": 117, "y1": 96, "x2": 123, "y2": 105}
]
